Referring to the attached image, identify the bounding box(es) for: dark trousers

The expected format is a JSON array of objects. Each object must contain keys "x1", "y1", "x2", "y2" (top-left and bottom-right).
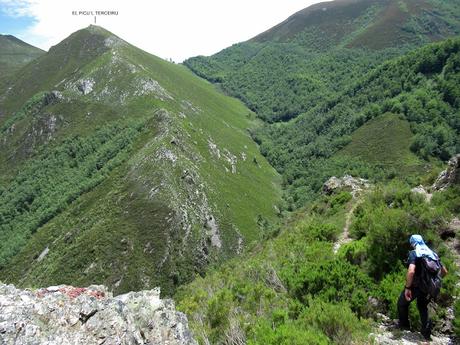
[{"x1": 397, "y1": 287, "x2": 430, "y2": 332}]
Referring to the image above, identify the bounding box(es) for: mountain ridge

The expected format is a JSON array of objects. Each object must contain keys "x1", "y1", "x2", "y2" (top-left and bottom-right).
[
  {"x1": 0, "y1": 25, "x2": 281, "y2": 295},
  {"x1": 0, "y1": 34, "x2": 44, "y2": 89}
]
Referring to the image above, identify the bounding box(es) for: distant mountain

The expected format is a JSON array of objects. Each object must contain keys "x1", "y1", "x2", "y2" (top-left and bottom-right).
[
  {"x1": 0, "y1": 34, "x2": 44, "y2": 79},
  {"x1": 184, "y1": 0, "x2": 460, "y2": 207},
  {"x1": 0, "y1": 26, "x2": 281, "y2": 294},
  {"x1": 185, "y1": 0, "x2": 460, "y2": 123},
  {"x1": 252, "y1": 0, "x2": 460, "y2": 49}
]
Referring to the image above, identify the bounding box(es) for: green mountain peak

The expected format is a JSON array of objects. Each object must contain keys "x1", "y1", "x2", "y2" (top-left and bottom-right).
[{"x1": 0, "y1": 26, "x2": 281, "y2": 295}]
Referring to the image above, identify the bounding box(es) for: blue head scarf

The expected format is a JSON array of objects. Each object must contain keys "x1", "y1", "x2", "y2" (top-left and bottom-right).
[{"x1": 409, "y1": 234, "x2": 438, "y2": 261}]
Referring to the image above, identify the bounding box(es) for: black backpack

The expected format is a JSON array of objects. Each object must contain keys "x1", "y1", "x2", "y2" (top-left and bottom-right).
[{"x1": 418, "y1": 255, "x2": 442, "y2": 298}]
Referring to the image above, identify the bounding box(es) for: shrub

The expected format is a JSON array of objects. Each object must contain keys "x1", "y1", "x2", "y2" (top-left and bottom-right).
[
  {"x1": 374, "y1": 269, "x2": 405, "y2": 319},
  {"x1": 351, "y1": 182, "x2": 446, "y2": 279},
  {"x1": 296, "y1": 220, "x2": 339, "y2": 242},
  {"x1": 248, "y1": 319, "x2": 329, "y2": 345},
  {"x1": 280, "y1": 258, "x2": 375, "y2": 316},
  {"x1": 337, "y1": 238, "x2": 368, "y2": 267},
  {"x1": 299, "y1": 299, "x2": 369, "y2": 344},
  {"x1": 330, "y1": 191, "x2": 353, "y2": 210},
  {"x1": 454, "y1": 299, "x2": 460, "y2": 337}
]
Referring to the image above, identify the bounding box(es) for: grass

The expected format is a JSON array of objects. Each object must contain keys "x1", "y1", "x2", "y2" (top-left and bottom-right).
[{"x1": 338, "y1": 112, "x2": 425, "y2": 176}]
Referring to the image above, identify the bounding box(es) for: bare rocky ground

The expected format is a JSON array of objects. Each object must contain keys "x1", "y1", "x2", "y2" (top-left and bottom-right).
[{"x1": 0, "y1": 283, "x2": 197, "y2": 345}]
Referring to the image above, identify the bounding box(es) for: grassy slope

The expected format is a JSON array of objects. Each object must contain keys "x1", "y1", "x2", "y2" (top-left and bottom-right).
[
  {"x1": 338, "y1": 113, "x2": 425, "y2": 175},
  {"x1": 0, "y1": 26, "x2": 281, "y2": 295}
]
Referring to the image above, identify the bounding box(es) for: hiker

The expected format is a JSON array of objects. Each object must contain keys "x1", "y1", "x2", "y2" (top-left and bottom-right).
[{"x1": 397, "y1": 234, "x2": 448, "y2": 340}]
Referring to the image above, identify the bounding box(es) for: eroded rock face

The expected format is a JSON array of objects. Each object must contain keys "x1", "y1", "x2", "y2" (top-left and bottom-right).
[
  {"x1": 0, "y1": 283, "x2": 197, "y2": 345},
  {"x1": 433, "y1": 154, "x2": 460, "y2": 191}
]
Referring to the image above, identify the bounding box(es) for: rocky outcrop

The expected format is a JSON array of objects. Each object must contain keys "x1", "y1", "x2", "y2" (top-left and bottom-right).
[
  {"x1": 323, "y1": 175, "x2": 370, "y2": 198},
  {"x1": 410, "y1": 185, "x2": 432, "y2": 202},
  {"x1": 433, "y1": 154, "x2": 460, "y2": 191},
  {"x1": 370, "y1": 313, "x2": 455, "y2": 345},
  {"x1": 0, "y1": 283, "x2": 197, "y2": 345}
]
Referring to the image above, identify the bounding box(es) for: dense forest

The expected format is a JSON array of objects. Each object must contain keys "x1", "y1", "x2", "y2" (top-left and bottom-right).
[
  {"x1": 256, "y1": 38, "x2": 460, "y2": 207},
  {"x1": 191, "y1": 37, "x2": 460, "y2": 208}
]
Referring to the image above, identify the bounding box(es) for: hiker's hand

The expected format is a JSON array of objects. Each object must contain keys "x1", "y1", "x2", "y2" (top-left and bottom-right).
[{"x1": 405, "y1": 288, "x2": 412, "y2": 301}]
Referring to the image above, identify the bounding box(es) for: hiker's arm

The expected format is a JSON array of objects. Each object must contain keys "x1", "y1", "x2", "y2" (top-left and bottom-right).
[
  {"x1": 441, "y1": 265, "x2": 448, "y2": 277},
  {"x1": 404, "y1": 264, "x2": 416, "y2": 301},
  {"x1": 405, "y1": 264, "x2": 416, "y2": 288}
]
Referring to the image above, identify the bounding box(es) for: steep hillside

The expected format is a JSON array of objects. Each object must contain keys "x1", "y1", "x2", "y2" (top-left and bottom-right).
[
  {"x1": 185, "y1": 0, "x2": 460, "y2": 123},
  {"x1": 0, "y1": 34, "x2": 44, "y2": 77},
  {"x1": 0, "y1": 26, "x2": 281, "y2": 295}
]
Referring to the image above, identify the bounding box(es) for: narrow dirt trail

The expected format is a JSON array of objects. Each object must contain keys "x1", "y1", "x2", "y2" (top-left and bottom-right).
[
  {"x1": 333, "y1": 199, "x2": 361, "y2": 254},
  {"x1": 331, "y1": 192, "x2": 459, "y2": 343}
]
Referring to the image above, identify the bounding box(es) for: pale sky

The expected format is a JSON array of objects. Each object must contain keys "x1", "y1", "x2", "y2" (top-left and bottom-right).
[{"x1": 0, "y1": 0, "x2": 327, "y2": 62}]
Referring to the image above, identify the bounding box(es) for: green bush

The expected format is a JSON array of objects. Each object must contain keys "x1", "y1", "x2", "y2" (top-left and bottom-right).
[
  {"x1": 207, "y1": 289, "x2": 234, "y2": 330},
  {"x1": 296, "y1": 220, "x2": 339, "y2": 242},
  {"x1": 351, "y1": 182, "x2": 446, "y2": 279},
  {"x1": 337, "y1": 238, "x2": 368, "y2": 267},
  {"x1": 330, "y1": 191, "x2": 353, "y2": 209},
  {"x1": 374, "y1": 269, "x2": 405, "y2": 319},
  {"x1": 454, "y1": 299, "x2": 460, "y2": 337},
  {"x1": 280, "y1": 258, "x2": 374, "y2": 316},
  {"x1": 432, "y1": 185, "x2": 460, "y2": 215},
  {"x1": 299, "y1": 299, "x2": 369, "y2": 344},
  {"x1": 249, "y1": 319, "x2": 329, "y2": 345}
]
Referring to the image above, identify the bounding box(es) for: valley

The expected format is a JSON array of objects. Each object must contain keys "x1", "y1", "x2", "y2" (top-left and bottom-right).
[{"x1": 0, "y1": 0, "x2": 459, "y2": 344}]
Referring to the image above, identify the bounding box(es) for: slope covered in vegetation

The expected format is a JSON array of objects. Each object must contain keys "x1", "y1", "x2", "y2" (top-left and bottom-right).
[
  {"x1": 0, "y1": 26, "x2": 281, "y2": 295},
  {"x1": 184, "y1": 0, "x2": 460, "y2": 209},
  {"x1": 255, "y1": 38, "x2": 460, "y2": 207},
  {"x1": 177, "y1": 181, "x2": 460, "y2": 344},
  {"x1": 185, "y1": 0, "x2": 460, "y2": 123}
]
